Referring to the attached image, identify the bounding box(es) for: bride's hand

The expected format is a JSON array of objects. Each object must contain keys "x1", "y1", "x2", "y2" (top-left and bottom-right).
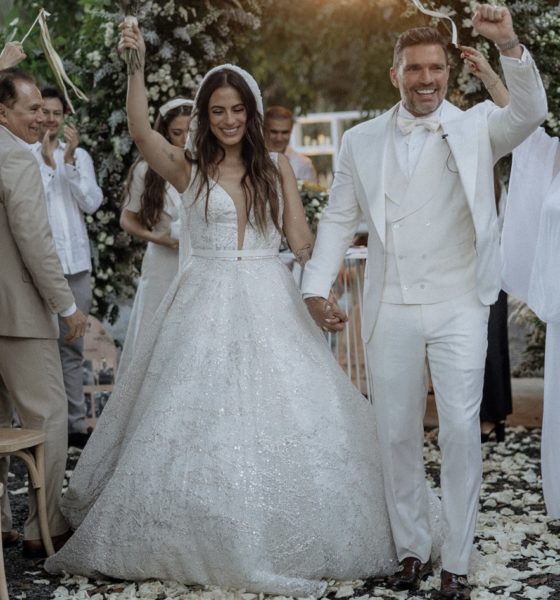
[{"x1": 118, "y1": 19, "x2": 146, "y2": 68}]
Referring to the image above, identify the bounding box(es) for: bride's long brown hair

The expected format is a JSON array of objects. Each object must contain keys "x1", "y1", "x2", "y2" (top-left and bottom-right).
[{"x1": 189, "y1": 69, "x2": 281, "y2": 235}]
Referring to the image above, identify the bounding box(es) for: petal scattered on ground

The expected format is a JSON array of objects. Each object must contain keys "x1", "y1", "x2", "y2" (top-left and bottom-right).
[{"x1": 5, "y1": 426, "x2": 560, "y2": 599}]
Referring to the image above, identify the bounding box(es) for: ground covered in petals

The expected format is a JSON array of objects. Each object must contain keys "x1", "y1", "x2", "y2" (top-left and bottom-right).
[{"x1": 5, "y1": 427, "x2": 560, "y2": 599}]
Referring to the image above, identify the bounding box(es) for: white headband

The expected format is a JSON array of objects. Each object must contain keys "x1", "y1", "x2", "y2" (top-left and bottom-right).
[
  {"x1": 186, "y1": 64, "x2": 263, "y2": 156},
  {"x1": 159, "y1": 98, "x2": 194, "y2": 117}
]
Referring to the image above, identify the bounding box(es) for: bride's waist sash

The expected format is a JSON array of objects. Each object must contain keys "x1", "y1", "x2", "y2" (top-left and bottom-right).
[{"x1": 191, "y1": 248, "x2": 279, "y2": 260}]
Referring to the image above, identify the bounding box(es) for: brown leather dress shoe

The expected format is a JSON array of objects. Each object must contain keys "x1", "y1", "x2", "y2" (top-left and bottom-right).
[
  {"x1": 388, "y1": 556, "x2": 433, "y2": 590},
  {"x1": 2, "y1": 529, "x2": 19, "y2": 546},
  {"x1": 22, "y1": 530, "x2": 72, "y2": 559},
  {"x1": 440, "y1": 569, "x2": 472, "y2": 599}
]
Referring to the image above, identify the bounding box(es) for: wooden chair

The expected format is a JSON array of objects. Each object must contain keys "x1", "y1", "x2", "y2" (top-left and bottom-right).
[
  {"x1": 0, "y1": 428, "x2": 54, "y2": 559},
  {"x1": 0, "y1": 482, "x2": 8, "y2": 600}
]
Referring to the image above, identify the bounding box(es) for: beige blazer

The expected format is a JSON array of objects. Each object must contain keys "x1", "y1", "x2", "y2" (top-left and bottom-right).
[
  {"x1": 0, "y1": 127, "x2": 74, "y2": 338},
  {"x1": 302, "y1": 53, "x2": 548, "y2": 343}
]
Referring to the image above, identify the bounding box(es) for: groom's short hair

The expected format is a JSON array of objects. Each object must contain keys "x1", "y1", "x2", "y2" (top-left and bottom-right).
[{"x1": 393, "y1": 27, "x2": 449, "y2": 68}]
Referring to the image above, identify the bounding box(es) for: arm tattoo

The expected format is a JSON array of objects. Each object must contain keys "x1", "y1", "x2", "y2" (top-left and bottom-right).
[{"x1": 295, "y1": 244, "x2": 313, "y2": 266}]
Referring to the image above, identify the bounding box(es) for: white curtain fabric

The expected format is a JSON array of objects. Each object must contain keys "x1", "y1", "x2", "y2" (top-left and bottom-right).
[{"x1": 502, "y1": 127, "x2": 560, "y2": 518}]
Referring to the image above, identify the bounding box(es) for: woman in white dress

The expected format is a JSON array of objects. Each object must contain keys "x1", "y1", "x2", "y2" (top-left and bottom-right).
[
  {"x1": 117, "y1": 98, "x2": 192, "y2": 377},
  {"x1": 43, "y1": 24, "x2": 424, "y2": 596}
]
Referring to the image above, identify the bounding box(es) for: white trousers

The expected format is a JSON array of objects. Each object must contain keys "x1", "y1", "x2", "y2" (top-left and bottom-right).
[{"x1": 366, "y1": 290, "x2": 489, "y2": 574}]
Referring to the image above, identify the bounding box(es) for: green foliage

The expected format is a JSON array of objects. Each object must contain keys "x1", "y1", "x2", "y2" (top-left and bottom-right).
[{"x1": 242, "y1": 0, "x2": 425, "y2": 113}]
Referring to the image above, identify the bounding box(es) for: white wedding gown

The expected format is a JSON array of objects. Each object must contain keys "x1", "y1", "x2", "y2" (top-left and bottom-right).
[{"x1": 45, "y1": 168, "x2": 400, "y2": 596}]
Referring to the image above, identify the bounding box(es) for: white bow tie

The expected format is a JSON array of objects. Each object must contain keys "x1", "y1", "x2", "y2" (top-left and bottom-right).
[{"x1": 397, "y1": 115, "x2": 441, "y2": 135}]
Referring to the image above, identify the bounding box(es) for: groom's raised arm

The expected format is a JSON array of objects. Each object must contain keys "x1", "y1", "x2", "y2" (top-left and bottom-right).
[
  {"x1": 301, "y1": 132, "x2": 363, "y2": 303},
  {"x1": 472, "y1": 5, "x2": 548, "y2": 159}
]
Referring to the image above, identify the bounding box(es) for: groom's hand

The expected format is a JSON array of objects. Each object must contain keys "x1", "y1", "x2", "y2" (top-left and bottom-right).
[
  {"x1": 472, "y1": 4, "x2": 521, "y2": 58},
  {"x1": 305, "y1": 296, "x2": 348, "y2": 332}
]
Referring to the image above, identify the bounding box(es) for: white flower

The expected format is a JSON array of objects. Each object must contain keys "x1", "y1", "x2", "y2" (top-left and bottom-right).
[{"x1": 334, "y1": 586, "x2": 354, "y2": 598}]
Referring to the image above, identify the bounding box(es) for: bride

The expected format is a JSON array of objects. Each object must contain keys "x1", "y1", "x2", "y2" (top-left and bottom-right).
[{"x1": 46, "y1": 22, "x2": 403, "y2": 596}]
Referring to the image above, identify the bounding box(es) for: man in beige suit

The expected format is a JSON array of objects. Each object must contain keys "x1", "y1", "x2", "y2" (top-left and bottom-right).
[
  {"x1": 302, "y1": 6, "x2": 546, "y2": 599},
  {"x1": 0, "y1": 68, "x2": 87, "y2": 557}
]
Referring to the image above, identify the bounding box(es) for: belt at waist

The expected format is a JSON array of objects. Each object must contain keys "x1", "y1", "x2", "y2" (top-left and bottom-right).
[{"x1": 191, "y1": 248, "x2": 279, "y2": 260}]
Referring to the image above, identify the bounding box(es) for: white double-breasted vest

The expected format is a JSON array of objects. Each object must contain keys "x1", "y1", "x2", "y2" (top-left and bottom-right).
[{"x1": 382, "y1": 124, "x2": 477, "y2": 304}]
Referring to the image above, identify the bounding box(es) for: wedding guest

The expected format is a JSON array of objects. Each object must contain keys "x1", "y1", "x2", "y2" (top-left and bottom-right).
[
  {"x1": 0, "y1": 42, "x2": 26, "y2": 69},
  {"x1": 117, "y1": 97, "x2": 192, "y2": 377},
  {"x1": 464, "y1": 45, "x2": 560, "y2": 517},
  {"x1": 29, "y1": 86, "x2": 103, "y2": 448},
  {"x1": 302, "y1": 6, "x2": 546, "y2": 599},
  {"x1": 0, "y1": 68, "x2": 87, "y2": 557},
  {"x1": 264, "y1": 105, "x2": 318, "y2": 182}
]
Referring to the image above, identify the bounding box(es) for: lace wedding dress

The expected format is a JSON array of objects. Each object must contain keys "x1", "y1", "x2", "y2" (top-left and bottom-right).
[{"x1": 46, "y1": 168, "x2": 400, "y2": 596}]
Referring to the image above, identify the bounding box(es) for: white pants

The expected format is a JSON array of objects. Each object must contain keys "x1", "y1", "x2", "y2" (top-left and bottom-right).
[{"x1": 366, "y1": 290, "x2": 489, "y2": 574}]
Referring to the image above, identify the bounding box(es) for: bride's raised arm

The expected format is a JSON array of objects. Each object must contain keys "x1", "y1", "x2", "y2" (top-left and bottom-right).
[{"x1": 118, "y1": 21, "x2": 192, "y2": 193}]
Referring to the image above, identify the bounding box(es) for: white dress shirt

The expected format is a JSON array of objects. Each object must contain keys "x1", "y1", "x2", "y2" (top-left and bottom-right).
[
  {"x1": 30, "y1": 141, "x2": 103, "y2": 275},
  {"x1": 395, "y1": 104, "x2": 444, "y2": 178}
]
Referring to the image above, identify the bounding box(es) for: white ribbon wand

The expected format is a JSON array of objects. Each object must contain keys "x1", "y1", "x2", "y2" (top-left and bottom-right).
[
  {"x1": 410, "y1": 0, "x2": 459, "y2": 46},
  {"x1": 20, "y1": 8, "x2": 89, "y2": 113}
]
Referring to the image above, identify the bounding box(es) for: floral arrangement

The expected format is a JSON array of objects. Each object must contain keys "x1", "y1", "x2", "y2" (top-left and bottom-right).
[{"x1": 297, "y1": 180, "x2": 329, "y2": 233}]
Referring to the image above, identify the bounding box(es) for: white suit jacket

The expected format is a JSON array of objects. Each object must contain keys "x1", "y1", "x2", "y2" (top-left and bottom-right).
[{"x1": 302, "y1": 53, "x2": 547, "y2": 343}]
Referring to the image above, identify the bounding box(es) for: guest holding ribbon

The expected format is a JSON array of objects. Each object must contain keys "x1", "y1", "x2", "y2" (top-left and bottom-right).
[{"x1": 0, "y1": 42, "x2": 26, "y2": 69}]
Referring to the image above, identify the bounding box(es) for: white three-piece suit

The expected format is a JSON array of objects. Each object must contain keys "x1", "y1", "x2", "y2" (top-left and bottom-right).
[{"x1": 302, "y1": 51, "x2": 546, "y2": 573}]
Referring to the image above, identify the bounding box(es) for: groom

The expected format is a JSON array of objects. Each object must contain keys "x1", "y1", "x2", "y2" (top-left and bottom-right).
[{"x1": 302, "y1": 5, "x2": 546, "y2": 599}]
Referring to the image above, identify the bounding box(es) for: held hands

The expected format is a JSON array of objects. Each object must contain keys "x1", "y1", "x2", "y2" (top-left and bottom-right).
[
  {"x1": 472, "y1": 4, "x2": 516, "y2": 47},
  {"x1": 63, "y1": 308, "x2": 88, "y2": 342},
  {"x1": 118, "y1": 19, "x2": 146, "y2": 70},
  {"x1": 305, "y1": 295, "x2": 348, "y2": 333}
]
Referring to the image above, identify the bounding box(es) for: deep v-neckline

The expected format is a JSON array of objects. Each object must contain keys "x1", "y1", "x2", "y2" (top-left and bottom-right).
[{"x1": 210, "y1": 178, "x2": 247, "y2": 251}]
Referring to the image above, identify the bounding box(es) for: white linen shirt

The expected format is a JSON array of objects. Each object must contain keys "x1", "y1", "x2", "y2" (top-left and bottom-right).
[{"x1": 30, "y1": 141, "x2": 103, "y2": 274}]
